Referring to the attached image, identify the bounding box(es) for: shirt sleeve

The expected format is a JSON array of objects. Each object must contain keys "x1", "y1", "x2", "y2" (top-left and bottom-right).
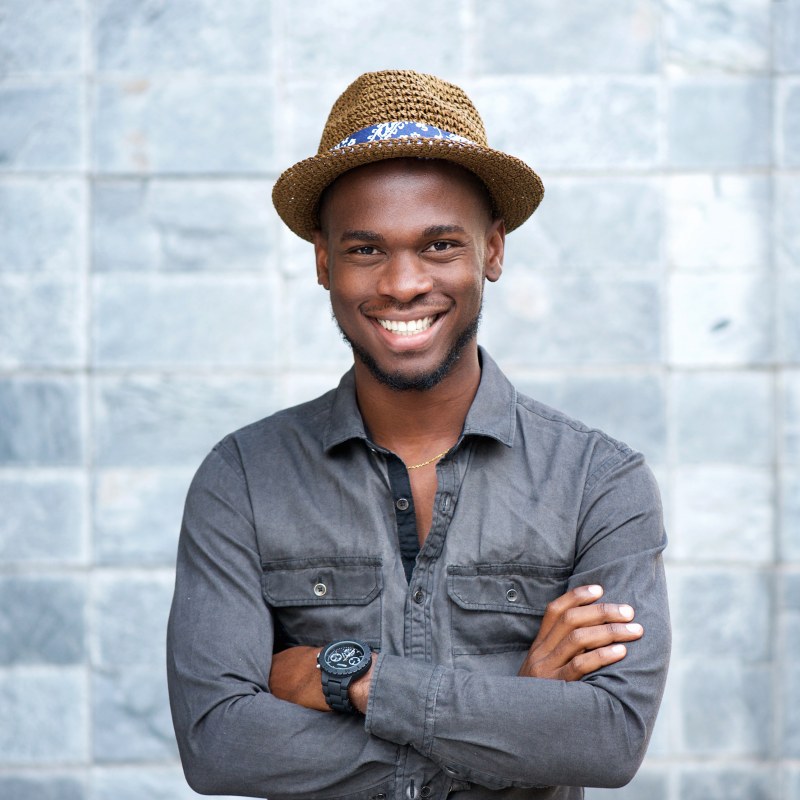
[
  {"x1": 364, "y1": 450, "x2": 671, "y2": 791},
  {"x1": 166, "y1": 441, "x2": 402, "y2": 800}
]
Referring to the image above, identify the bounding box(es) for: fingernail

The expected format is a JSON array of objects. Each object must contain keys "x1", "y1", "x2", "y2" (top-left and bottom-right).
[
  {"x1": 626, "y1": 623, "x2": 643, "y2": 634},
  {"x1": 586, "y1": 585, "x2": 602, "y2": 597},
  {"x1": 611, "y1": 644, "x2": 626, "y2": 655},
  {"x1": 620, "y1": 605, "x2": 634, "y2": 620}
]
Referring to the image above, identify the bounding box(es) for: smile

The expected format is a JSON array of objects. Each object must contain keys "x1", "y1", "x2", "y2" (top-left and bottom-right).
[{"x1": 377, "y1": 316, "x2": 438, "y2": 336}]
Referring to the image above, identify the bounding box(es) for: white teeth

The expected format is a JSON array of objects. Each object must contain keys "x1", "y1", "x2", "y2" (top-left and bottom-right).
[{"x1": 378, "y1": 316, "x2": 435, "y2": 335}]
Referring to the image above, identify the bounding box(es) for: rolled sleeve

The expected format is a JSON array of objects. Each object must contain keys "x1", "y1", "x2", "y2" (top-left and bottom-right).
[{"x1": 365, "y1": 653, "x2": 445, "y2": 756}]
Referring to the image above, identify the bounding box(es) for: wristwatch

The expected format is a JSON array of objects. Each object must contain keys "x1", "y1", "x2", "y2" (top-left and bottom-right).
[{"x1": 317, "y1": 639, "x2": 373, "y2": 713}]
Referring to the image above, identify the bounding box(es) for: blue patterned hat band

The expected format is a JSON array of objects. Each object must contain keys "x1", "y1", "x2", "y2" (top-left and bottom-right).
[{"x1": 332, "y1": 121, "x2": 475, "y2": 151}]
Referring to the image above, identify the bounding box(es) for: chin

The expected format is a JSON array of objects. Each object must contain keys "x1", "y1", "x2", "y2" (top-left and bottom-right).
[{"x1": 337, "y1": 314, "x2": 481, "y2": 393}]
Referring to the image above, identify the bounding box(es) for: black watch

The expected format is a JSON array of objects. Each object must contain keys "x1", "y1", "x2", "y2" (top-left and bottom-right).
[{"x1": 317, "y1": 639, "x2": 373, "y2": 713}]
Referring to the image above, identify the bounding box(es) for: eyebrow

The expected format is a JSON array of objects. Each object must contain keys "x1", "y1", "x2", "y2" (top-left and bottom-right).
[
  {"x1": 422, "y1": 225, "x2": 467, "y2": 237},
  {"x1": 339, "y1": 230, "x2": 384, "y2": 243},
  {"x1": 339, "y1": 225, "x2": 467, "y2": 243}
]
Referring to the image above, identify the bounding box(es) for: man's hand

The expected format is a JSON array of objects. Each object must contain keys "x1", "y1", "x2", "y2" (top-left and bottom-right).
[
  {"x1": 518, "y1": 585, "x2": 643, "y2": 681},
  {"x1": 269, "y1": 646, "x2": 374, "y2": 713}
]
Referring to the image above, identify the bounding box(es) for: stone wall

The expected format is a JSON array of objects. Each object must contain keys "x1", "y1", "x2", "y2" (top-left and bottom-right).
[{"x1": 0, "y1": 1, "x2": 798, "y2": 798}]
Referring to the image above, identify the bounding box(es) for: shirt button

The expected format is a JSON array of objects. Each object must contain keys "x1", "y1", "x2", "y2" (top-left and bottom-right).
[
  {"x1": 396, "y1": 497, "x2": 410, "y2": 511},
  {"x1": 420, "y1": 786, "x2": 432, "y2": 798},
  {"x1": 413, "y1": 588, "x2": 425, "y2": 604},
  {"x1": 506, "y1": 588, "x2": 518, "y2": 602},
  {"x1": 313, "y1": 582, "x2": 327, "y2": 597}
]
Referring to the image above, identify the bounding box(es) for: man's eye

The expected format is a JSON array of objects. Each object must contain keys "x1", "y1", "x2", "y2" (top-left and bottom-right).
[
  {"x1": 354, "y1": 246, "x2": 378, "y2": 255},
  {"x1": 429, "y1": 241, "x2": 454, "y2": 252}
]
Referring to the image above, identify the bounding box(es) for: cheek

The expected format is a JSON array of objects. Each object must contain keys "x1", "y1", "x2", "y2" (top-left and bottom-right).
[
  {"x1": 327, "y1": 281, "x2": 367, "y2": 333},
  {"x1": 455, "y1": 272, "x2": 486, "y2": 305},
  {"x1": 328, "y1": 277, "x2": 364, "y2": 312}
]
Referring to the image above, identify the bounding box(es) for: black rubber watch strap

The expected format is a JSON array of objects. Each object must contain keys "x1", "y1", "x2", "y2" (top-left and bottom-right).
[{"x1": 320, "y1": 671, "x2": 355, "y2": 713}]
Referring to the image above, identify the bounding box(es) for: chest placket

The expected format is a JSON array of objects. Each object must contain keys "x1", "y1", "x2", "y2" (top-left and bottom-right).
[{"x1": 404, "y1": 454, "x2": 460, "y2": 662}]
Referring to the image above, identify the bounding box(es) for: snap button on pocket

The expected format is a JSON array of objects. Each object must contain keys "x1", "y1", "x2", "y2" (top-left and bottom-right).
[
  {"x1": 313, "y1": 582, "x2": 327, "y2": 597},
  {"x1": 420, "y1": 786, "x2": 432, "y2": 798},
  {"x1": 506, "y1": 588, "x2": 518, "y2": 602}
]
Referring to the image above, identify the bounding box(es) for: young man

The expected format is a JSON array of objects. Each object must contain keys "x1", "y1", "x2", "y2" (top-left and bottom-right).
[{"x1": 167, "y1": 70, "x2": 670, "y2": 800}]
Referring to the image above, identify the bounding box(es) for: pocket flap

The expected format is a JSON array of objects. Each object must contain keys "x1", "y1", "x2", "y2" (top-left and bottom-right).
[
  {"x1": 447, "y1": 563, "x2": 571, "y2": 614},
  {"x1": 263, "y1": 558, "x2": 382, "y2": 607}
]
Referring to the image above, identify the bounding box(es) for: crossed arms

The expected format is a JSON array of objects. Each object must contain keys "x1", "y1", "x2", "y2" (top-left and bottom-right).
[
  {"x1": 269, "y1": 583, "x2": 646, "y2": 713},
  {"x1": 167, "y1": 443, "x2": 670, "y2": 798}
]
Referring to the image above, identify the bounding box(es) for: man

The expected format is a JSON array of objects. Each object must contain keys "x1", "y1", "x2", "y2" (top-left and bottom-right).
[{"x1": 167, "y1": 70, "x2": 670, "y2": 800}]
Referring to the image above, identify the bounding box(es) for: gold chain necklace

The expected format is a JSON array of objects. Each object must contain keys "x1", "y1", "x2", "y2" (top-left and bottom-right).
[{"x1": 405, "y1": 448, "x2": 451, "y2": 470}]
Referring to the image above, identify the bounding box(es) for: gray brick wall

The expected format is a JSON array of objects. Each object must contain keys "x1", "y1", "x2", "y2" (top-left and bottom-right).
[{"x1": 0, "y1": 1, "x2": 797, "y2": 798}]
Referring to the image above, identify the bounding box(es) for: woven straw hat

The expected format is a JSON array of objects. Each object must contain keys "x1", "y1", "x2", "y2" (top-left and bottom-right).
[{"x1": 272, "y1": 70, "x2": 544, "y2": 241}]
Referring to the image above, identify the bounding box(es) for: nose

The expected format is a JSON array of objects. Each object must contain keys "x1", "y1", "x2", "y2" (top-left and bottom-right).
[{"x1": 376, "y1": 252, "x2": 434, "y2": 303}]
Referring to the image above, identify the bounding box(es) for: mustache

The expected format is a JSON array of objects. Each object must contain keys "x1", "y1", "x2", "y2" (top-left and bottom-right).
[{"x1": 361, "y1": 301, "x2": 443, "y2": 315}]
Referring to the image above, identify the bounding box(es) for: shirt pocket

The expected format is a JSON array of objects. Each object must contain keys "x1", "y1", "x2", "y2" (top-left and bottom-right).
[
  {"x1": 262, "y1": 557, "x2": 383, "y2": 650},
  {"x1": 447, "y1": 563, "x2": 571, "y2": 666}
]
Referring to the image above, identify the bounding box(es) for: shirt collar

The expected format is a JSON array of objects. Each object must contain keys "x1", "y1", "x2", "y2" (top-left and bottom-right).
[
  {"x1": 462, "y1": 348, "x2": 517, "y2": 447},
  {"x1": 322, "y1": 346, "x2": 517, "y2": 453},
  {"x1": 322, "y1": 368, "x2": 369, "y2": 452}
]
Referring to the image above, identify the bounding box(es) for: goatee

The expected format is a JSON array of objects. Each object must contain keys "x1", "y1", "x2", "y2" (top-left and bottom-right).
[{"x1": 334, "y1": 309, "x2": 482, "y2": 392}]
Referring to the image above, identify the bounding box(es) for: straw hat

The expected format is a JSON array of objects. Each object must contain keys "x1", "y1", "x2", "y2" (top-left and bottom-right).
[{"x1": 272, "y1": 70, "x2": 544, "y2": 241}]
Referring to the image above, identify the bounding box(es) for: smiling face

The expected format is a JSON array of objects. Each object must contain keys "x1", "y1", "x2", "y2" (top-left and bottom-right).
[{"x1": 313, "y1": 159, "x2": 505, "y2": 393}]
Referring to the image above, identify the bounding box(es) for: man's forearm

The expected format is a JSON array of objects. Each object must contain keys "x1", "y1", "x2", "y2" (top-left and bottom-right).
[{"x1": 268, "y1": 645, "x2": 375, "y2": 713}]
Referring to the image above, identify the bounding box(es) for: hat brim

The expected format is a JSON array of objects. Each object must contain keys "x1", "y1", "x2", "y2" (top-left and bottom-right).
[{"x1": 272, "y1": 136, "x2": 544, "y2": 242}]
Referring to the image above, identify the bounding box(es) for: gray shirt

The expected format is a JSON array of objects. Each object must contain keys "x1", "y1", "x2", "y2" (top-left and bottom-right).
[{"x1": 167, "y1": 349, "x2": 670, "y2": 800}]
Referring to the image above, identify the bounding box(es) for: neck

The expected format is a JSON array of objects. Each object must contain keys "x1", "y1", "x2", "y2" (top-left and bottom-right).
[{"x1": 353, "y1": 346, "x2": 481, "y2": 461}]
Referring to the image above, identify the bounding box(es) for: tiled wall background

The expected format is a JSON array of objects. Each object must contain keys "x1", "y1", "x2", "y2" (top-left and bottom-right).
[{"x1": 0, "y1": 1, "x2": 798, "y2": 798}]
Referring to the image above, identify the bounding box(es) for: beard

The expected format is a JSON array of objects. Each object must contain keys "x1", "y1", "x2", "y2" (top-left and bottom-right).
[{"x1": 334, "y1": 306, "x2": 482, "y2": 392}]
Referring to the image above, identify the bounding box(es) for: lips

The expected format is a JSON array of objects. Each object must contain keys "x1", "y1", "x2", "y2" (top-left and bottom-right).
[{"x1": 376, "y1": 315, "x2": 438, "y2": 336}]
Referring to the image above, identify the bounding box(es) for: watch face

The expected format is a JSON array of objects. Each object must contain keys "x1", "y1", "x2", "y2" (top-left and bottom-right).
[{"x1": 320, "y1": 640, "x2": 370, "y2": 675}]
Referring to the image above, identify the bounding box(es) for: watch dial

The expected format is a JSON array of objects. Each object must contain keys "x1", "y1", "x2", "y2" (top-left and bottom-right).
[{"x1": 322, "y1": 641, "x2": 368, "y2": 674}]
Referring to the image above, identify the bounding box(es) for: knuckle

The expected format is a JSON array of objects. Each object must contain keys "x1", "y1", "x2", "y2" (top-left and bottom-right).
[
  {"x1": 608, "y1": 622, "x2": 627, "y2": 636},
  {"x1": 569, "y1": 652, "x2": 593, "y2": 676},
  {"x1": 545, "y1": 597, "x2": 564, "y2": 616},
  {"x1": 566, "y1": 627, "x2": 587, "y2": 647},
  {"x1": 561, "y1": 607, "x2": 580, "y2": 626}
]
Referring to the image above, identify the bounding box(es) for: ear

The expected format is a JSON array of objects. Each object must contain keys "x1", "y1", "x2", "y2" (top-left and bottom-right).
[
  {"x1": 484, "y1": 219, "x2": 505, "y2": 283},
  {"x1": 312, "y1": 230, "x2": 330, "y2": 290}
]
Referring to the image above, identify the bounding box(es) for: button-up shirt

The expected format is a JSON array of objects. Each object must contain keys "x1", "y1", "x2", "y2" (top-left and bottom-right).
[{"x1": 167, "y1": 349, "x2": 670, "y2": 800}]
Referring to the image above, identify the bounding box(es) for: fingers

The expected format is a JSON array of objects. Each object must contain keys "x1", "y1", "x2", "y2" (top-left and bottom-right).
[
  {"x1": 555, "y1": 620, "x2": 643, "y2": 665},
  {"x1": 558, "y1": 643, "x2": 630, "y2": 682},
  {"x1": 520, "y1": 584, "x2": 644, "y2": 681},
  {"x1": 536, "y1": 584, "x2": 604, "y2": 640},
  {"x1": 539, "y1": 585, "x2": 637, "y2": 649},
  {"x1": 522, "y1": 618, "x2": 643, "y2": 679}
]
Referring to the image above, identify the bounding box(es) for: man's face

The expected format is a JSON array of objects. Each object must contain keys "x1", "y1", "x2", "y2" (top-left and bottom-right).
[{"x1": 313, "y1": 159, "x2": 505, "y2": 392}]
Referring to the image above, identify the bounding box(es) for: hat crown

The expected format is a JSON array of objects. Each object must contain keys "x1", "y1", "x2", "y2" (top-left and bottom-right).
[{"x1": 318, "y1": 70, "x2": 489, "y2": 153}]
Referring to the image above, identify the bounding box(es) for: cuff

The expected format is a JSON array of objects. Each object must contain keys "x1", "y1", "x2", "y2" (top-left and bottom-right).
[{"x1": 364, "y1": 653, "x2": 444, "y2": 756}]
